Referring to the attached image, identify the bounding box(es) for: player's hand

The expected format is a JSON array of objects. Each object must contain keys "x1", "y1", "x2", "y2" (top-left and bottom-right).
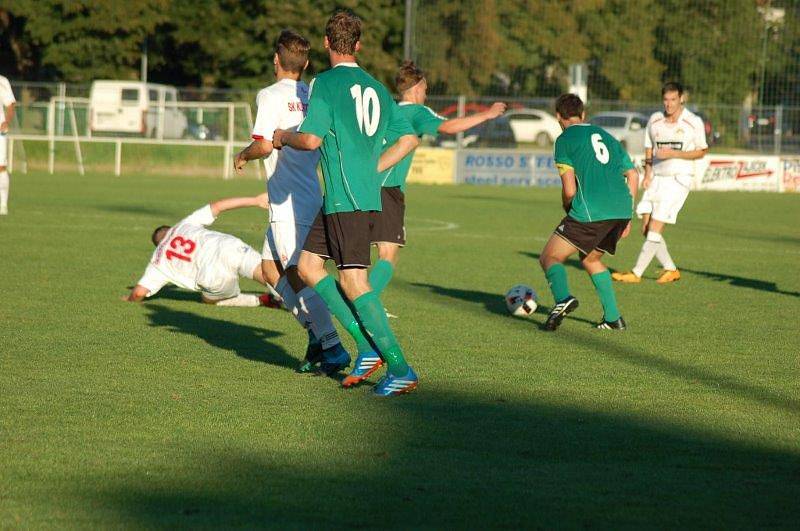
[
  {"x1": 621, "y1": 220, "x2": 632, "y2": 239},
  {"x1": 255, "y1": 193, "x2": 269, "y2": 209},
  {"x1": 487, "y1": 102, "x2": 507, "y2": 118},
  {"x1": 272, "y1": 129, "x2": 285, "y2": 149},
  {"x1": 233, "y1": 152, "x2": 247, "y2": 175},
  {"x1": 0, "y1": 121, "x2": 8, "y2": 133},
  {"x1": 642, "y1": 175, "x2": 652, "y2": 190},
  {"x1": 657, "y1": 148, "x2": 679, "y2": 159}
]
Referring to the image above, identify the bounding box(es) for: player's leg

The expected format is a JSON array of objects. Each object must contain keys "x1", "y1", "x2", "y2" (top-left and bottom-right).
[
  {"x1": 586, "y1": 221, "x2": 628, "y2": 329},
  {"x1": 201, "y1": 276, "x2": 262, "y2": 307},
  {"x1": 649, "y1": 177, "x2": 688, "y2": 283},
  {"x1": 539, "y1": 219, "x2": 583, "y2": 331},
  {"x1": 614, "y1": 181, "x2": 658, "y2": 282},
  {"x1": 0, "y1": 142, "x2": 9, "y2": 214},
  {"x1": 368, "y1": 187, "x2": 406, "y2": 295}
]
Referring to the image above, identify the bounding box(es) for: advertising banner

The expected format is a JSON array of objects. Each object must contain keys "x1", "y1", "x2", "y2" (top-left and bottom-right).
[
  {"x1": 407, "y1": 147, "x2": 455, "y2": 185},
  {"x1": 694, "y1": 155, "x2": 782, "y2": 192},
  {"x1": 780, "y1": 158, "x2": 800, "y2": 193},
  {"x1": 455, "y1": 149, "x2": 561, "y2": 187}
]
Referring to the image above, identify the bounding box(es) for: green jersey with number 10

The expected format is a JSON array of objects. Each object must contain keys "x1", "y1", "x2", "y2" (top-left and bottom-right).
[
  {"x1": 553, "y1": 123, "x2": 635, "y2": 223},
  {"x1": 298, "y1": 63, "x2": 414, "y2": 214}
]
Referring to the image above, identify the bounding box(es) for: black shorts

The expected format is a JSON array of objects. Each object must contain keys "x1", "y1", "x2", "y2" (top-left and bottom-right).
[
  {"x1": 553, "y1": 216, "x2": 630, "y2": 256},
  {"x1": 303, "y1": 210, "x2": 374, "y2": 269},
  {"x1": 370, "y1": 187, "x2": 406, "y2": 246}
]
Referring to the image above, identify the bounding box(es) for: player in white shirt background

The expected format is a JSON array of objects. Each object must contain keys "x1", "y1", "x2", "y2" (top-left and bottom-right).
[
  {"x1": 124, "y1": 194, "x2": 282, "y2": 307},
  {"x1": 234, "y1": 30, "x2": 350, "y2": 374},
  {"x1": 0, "y1": 74, "x2": 16, "y2": 215},
  {"x1": 613, "y1": 82, "x2": 708, "y2": 284}
]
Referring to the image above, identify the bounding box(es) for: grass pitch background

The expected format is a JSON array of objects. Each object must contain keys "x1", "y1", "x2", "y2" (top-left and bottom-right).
[{"x1": 1, "y1": 171, "x2": 799, "y2": 527}]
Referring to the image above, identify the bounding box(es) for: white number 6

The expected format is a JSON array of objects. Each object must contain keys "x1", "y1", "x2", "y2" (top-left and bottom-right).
[{"x1": 591, "y1": 133, "x2": 610, "y2": 164}]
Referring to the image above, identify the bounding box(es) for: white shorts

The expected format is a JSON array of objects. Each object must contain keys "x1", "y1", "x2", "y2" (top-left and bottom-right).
[
  {"x1": 636, "y1": 175, "x2": 691, "y2": 225},
  {"x1": 0, "y1": 134, "x2": 7, "y2": 166},
  {"x1": 197, "y1": 240, "x2": 261, "y2": 301},
  {"x1": 261, "y1": 221, "x2": 311, "y2": 268}
]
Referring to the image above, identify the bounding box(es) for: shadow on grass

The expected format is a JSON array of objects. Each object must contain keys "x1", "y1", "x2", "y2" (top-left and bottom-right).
[
  {"x1": 410, "y1": 282, "x2": 596, "y2": 327},
  {"x1": 519, "y1": 250, "x2": 584, "y2": 272},
  {"x1": 94, "y1": 204, "x2": 178, "y2": 218},
  {"x1": 84, "y1": 388, "x2": 800, "y2": 528},
  {"x1": 682, "y1": 267, "x2": 800, "y2": 299},
  {"x1": 144, "y1": 304, "x2": 297, "y2": 370}
]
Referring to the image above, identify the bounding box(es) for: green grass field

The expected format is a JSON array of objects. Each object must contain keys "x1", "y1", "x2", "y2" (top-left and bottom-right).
[{"x1": 2, "y1": 171, "x2": 799, "y2": 528}]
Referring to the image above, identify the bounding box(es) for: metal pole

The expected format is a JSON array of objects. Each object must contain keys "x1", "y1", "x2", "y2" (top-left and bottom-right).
[
  {"x1": 48, "y1": 98, "x2": 55, "y2": 174},
  {"x1": 774, "y1": 104, "x2": 783, "y2": 155},
  {"x1": 115, "y1": 139, "x2": 122, "y2": 176},
  {"x1": 141, "y1": 38, "x2": 148, "y2": 83},
  {"x1": 67, "y1": 101, "x2": 85, "y2": 175},
  {"x1": 7, "y1": 138, "x2": 13, "y2": 173},
  {"x1": 403, "y1": 0, "x2": 414, "y2": 61},
  {"x1": 456, "y1": 95, "x2": 466, "y2": 148}
]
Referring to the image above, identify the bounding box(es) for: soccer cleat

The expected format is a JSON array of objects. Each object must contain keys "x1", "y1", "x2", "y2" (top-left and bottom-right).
[
  {"x1": 656, "y1": 269, "x2": 681, "y2": 284},
  {"x1": 259, "y1": 292, "x2": 284, "y2": 309},
  {"x1": 543, "y1": 296, "x2": 579, "y2": 331},
  {"x1": 341, "y1": 351, "x2": 384, "y2": 388},
  {"x1": 318, "y1": 342, "x2": 352, "y2": 376},
  {"x1": 596, "y1": 316, "x2": 627, "y2": 330},
  {"x1": 296, "y1": 331, "x2": 324, "y2": 374},
  {"x1": 611, "y1": 271, "x2": 641, "y2": 283},
  {"x1": 373, "y1": 367, "x2": 418, "y2": 397}
]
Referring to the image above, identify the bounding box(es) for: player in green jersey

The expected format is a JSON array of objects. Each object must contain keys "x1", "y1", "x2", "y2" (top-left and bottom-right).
[
  {"x1": 274, "y1": 10, "x2": 420, "y2": 396},
  {"x1": 368, "y1": 61, "x2": 507, "y2": 297},
  {"x1": 538, "y1": 94, "x2": 639, "y2": 331}
]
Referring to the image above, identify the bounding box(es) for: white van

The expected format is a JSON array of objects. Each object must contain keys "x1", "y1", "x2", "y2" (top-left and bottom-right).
[{"x1": 89, "y1": 80, "x2": 188, "y2": 138}]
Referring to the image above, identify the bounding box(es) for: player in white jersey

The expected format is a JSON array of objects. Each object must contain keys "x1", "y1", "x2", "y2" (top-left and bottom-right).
[
  {"x1": 613, "y1": 82, "x2": 708, "y2": 284},
  {"x1": 124, "y1": 194, "x2": 282, "y2": 307},
  {"x1": 234, "y1": 30, "x2": 350, "y2": 374},
  {"x1": 0, "y1": 75, "x2": 16, "y2": 215}
]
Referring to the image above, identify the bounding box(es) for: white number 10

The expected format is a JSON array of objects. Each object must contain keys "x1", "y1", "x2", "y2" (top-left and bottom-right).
[
  {"x1": 350, "y1": 84, "x2": 380, "y2": 136},
  {"x1": 591, "y1": 133, "x2": 610, "y2": 164}
]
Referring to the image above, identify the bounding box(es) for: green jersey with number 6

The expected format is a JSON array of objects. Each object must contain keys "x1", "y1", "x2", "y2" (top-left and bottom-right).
[
  {"x1": 298, "y1": 63, "x2": 414, "y2": 214},
  {"x1": 553, "y1": 123, "x2": 635, "y2": 222},
  {"x1": 381, "y1": 102, "x2": 445, "y2": 191}
]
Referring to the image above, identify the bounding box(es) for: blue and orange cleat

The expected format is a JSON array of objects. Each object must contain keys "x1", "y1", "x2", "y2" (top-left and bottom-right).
[
  {"x1": 373, "y1": 367, "x2": 418, "y2": 397},
  {"x1": 319, "y1": 342, "x2": 351, "y2": 376},
  {"x1": 341, "y1": 351, "x2": 384, "y2": 388}
]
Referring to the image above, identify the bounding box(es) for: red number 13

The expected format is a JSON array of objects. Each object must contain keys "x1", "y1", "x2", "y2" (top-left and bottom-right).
[{"x1": 166, "y1": 236, "x2": 196, "y2": 262}]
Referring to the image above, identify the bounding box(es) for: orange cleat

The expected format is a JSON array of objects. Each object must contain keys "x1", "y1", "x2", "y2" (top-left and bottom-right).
[
  {"x1": 656, "y1": 269, "x2": 681, "y2": 284},
  {"x1": 611, "y1": 271, "x2": 642, "y2": 283}
]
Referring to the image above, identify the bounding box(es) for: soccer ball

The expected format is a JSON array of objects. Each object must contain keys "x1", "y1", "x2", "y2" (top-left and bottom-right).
[{"x1": 505, "y1": 284, "x2": 538, "y2": 317}]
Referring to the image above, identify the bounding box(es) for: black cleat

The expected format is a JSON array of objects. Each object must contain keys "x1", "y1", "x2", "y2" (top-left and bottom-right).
[
  {"x1": 596, "y1": 316, "x2": 627, "y2": 330},
  {"x1": 296, "y1": 331, "x2": 324, "y2": 373},
  {"x1": 543, "y1": 296, "x2": 579, "y2": 331}
]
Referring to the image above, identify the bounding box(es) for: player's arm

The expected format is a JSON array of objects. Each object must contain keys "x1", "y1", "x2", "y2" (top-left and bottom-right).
[
  {"x1": 124, "y1": 285, "x2": 150, "y2": 302},
  {"x1": 643, "y1": 147, "x2": 654, "y2": 189},
  {"x1": 437, "y1": 102, "x2": 507, "y2": 135},
  {"x1": 1, "y1": 102, "x2": 14, "y2": 133},
  {"x1": 234, "y1": 139, "x2": 272, "y2": 175},
  {"x1": 657, "y1": 147, "x2": 707, "y2": 160},
  {"x1": 273, "y1": 130, "x2": 322, "y2": 151},
  {"x1": 557, "y1": 165, "x2": 577, "y2": 214},
  {"x1": 377, "y1": 135, "x2": 419, "y2": 172},
  {"x1": 209, "y1": 194, "x2": 270, "y2": 217}
]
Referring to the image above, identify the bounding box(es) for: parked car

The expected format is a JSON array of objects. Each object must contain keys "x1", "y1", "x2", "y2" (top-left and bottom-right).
[
  {"x1": 437, "y1": 115, "x2": 517, "y2": 148},
  {"x1": 589, "y1": 111, "x2": 648, "y2": 154},
  {"x1": 505, "y1": 108, "x2": 562, "y2": 146},
  {"x1": 90, "y1": 80, "x2": 188, "y2": 138}
]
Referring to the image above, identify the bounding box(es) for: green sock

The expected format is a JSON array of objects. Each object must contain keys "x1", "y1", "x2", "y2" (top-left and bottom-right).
[
  {"x1": 313, "y1": 275, "x2": 373, "y2": 354},
  {"x1": 545, "y1": 263, "x2": 571, "y2": 303},
  {"x1": 368, "y1": 259, "x2": 394, "y2": 296},
  {"x1": 353, "y1": 291, "x2": 409, "y2": 377},
  {"x1": 591, "y1": 270, "x2": 621, "y2": 322}
]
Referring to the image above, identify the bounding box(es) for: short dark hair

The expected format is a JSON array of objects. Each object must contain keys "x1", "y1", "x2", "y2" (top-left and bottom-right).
[
  {"x1": 662, "y1": 81, "x2": 684, "y2": 96},
  {"x1": 396, "y1": 60, "x2": 425, "y2": 93},
  {"x1": 555, "y1": 93, "x2": 584, "y2": 119},
  {"x1": 276, "y1": 29, "x2": 310, "y2": 73},
  {"x1": 151, "y1": 225, "x2": 170, "y2": 246},
  {"x1": 326, "y1": 9, "x2": 362, "y2": 55}
]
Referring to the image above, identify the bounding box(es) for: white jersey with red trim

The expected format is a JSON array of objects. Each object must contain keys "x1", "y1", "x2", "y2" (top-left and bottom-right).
[
  {"x1": 644, "y1": 108, "x2": 707, "y2": 176},
  {"x1": 137, "y1": 205, "x2": 246, "y2": 296},
  {"x1": 252, "y1": 79, "x2": 321, "y2": 226}
]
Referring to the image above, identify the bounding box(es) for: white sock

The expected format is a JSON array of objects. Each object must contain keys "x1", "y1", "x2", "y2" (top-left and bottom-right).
[
  {"x1": 655, "y1": 237, "x2": 676, "y2": 271},
  {"x1": 298, "y1": 287, "x2": 340, "y2": 350},
  {"x1": 632, "y1": 231, "x2": 663, "y2": 277},
  {"x1": 0, "y1": 170, "x2": 9, "y2": 211},
  {"x1": 214, "y1": 293, "x2": 261, "y2": 307}
]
